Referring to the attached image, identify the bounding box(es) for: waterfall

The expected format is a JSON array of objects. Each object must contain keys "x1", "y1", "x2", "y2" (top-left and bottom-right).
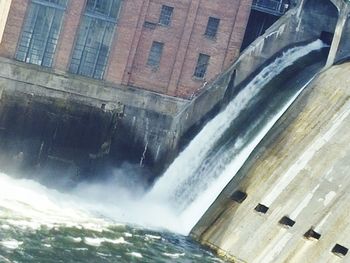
[{"x1": 146, "y1": 39, "x2": 326, "y2": 235}]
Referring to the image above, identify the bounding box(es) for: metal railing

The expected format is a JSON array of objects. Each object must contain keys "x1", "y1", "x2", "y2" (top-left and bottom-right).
[{"x1": 252, "y1": 0, "x2": 290, "y2": 16}]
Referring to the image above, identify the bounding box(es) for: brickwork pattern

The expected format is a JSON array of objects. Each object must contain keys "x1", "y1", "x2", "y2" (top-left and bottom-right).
[{"x1": 0, "y1": 0, "x2": 252, "y2": 99}]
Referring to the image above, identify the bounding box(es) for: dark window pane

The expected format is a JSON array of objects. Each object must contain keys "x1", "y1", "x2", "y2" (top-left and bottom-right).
[
  {"x1": 194, "y1": 53, "x2": 210, "y2": 78},
  {"x1": 34, "y1": 0, "x2": 67, "y2": 7},
  {"x1": 15, "y1": 1, "x2": 65, "y2": 67},
  {"x1": 69, "y1": 1, "x2": 122, "y2": 80},
  {"x1": 205, "y1": 17, "x2": 220, "y2": 38},
  {"x1": 147, "y1": 41, "x2": 164, "y2": 67},
  {"x1": 159, "y1": 5, "x2": 173, "y2": 26},
  {"x1": 86, "y1": 0, "x2": 122, "y2": 19}
]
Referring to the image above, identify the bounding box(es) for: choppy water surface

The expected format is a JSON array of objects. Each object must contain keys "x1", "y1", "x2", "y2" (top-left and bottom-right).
[
  {"x1": 0, "y1": 173, "x2": 222, "y2": 263},
  {"x1": 0, "y1": 224, "x2": 221, "y2": 263}
]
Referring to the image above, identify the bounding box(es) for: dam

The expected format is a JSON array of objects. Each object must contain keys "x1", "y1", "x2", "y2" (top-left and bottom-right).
[
  {"x1": 189, "y1": 1, "x2": 350, "y2": 263},
  {"x1": 0, "y1": 0, "x2": 350, "y2": 262}
]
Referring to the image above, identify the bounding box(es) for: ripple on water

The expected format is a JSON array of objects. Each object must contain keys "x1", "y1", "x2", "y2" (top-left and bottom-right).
[
  {"x1": 0, "y1": 255, "x2": 12, "y2": 263},
  {"x1": 163, "y1": 252, "x2": 185, "y2": 259},
  {"x1": 127, "y1": 252, "x2": 143, "y2": 258},
  {"x1": 69, "y1": 237, "x2": 82, "y2": 243},
  {"x1": 0, "y1": 239, "x2": 23, "y2": 250},
  {"x1": 84, "y1": 237, "x2": 130, "y2": 247},
  {"x1": 145, "y1": 234, "x2": 161, "y2": 240},
  {"x1": 123, "y1": 232, "x2": 132, "y2": 237}
]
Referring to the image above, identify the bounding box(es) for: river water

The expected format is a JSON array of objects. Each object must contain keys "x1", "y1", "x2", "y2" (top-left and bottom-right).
[{"x1": 0, "y1": 172, "x2": 222, "y2": 263}]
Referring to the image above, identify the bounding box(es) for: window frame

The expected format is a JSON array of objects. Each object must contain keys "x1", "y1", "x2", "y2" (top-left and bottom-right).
[
  {"x1": 69, "y1": 0, "x2": 123, "y2": 80},
  {"x1": 158, "y1": 5, "x2": 174, "y2": 27},
  {"x1": 147, "y1": 41, "x2": 164, "y2": 69},
  {"x1": 15, "y1": 0, "x2": 68, "y2": 67},
  {"x1": 204, "y1": 16, "x2": 220, "y2": 39},
  {"x1": 193, "y1": 53, "x2": 210, "y2": 79}
]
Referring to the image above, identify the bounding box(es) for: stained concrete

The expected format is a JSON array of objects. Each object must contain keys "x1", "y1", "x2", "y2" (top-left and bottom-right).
[
  {"x1": 192, "y1": 63, "x2": 350, "y2": 262},
  {"x1": 0, "y1": 57, "x2": 189, "y2": 177}
]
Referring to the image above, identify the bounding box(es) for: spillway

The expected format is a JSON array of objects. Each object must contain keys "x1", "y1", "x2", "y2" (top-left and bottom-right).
[{"x1": 147, "y1": 39, "x2": 328, "y2": 235}]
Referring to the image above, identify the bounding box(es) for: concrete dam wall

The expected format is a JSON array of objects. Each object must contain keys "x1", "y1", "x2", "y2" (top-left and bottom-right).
[
  {"x1": 191, "y1": 62, "x2": 350, "y2": 262},
  {"x1": 0, "y1": 57, "x2": 188, "y2": 179}
]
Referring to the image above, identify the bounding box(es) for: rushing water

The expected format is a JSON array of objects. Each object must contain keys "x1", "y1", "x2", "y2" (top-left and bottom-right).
[
  {"x1": 146, "y1": 39, "x2": 327, "y2": 234},
  {"x1": 0, "y1": 40, "x2": 327, "y2": 262},
  {"x1": 0, "y1": 173, "x2": 222, "y2": 263}
]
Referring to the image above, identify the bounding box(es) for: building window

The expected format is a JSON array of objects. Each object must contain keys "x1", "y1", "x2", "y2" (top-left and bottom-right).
[
  {"x1": 194, "y1": 53, "x2": 210, "y2": 79},
  {"x1": 205, "y1": 17, "x2": 220, "y2": 38},
  {"x1": 159, "y1": 5, "x2": 174, "y2": 26},
  {"x1": 69, "y1": 0, "x2": 123, "y2": 79},
  {"x1": 147, "y1": 41, "x2": 164, "y2": 68},
  {"x1": 15, "y1": 0, "x2": 67, "y2": 67}
]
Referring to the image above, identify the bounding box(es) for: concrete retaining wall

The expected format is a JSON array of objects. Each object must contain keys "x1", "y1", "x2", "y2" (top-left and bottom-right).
[
  {"x1": 0, "y1": 57, "x2": 189, "y2": 178},
  {"x1": 191, "y1": 61, "x2": 350, "y2": 263}
]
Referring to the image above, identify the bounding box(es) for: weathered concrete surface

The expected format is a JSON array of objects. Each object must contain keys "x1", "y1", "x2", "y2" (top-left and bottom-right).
[
  {"x1": 0, "y1": 57, "x2": 190, "y2": 176},
  {"x1": 192, "y1": 63, "x2": 350, "y2": 262}
]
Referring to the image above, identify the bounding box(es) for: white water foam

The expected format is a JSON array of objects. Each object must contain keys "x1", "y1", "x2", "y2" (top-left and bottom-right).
[
  {"x1": 0, "y1": 239, "x2": 23, "y2": 250},
  {"x1": 0, "y1": 172, "x2": 112, "y2": 231}
]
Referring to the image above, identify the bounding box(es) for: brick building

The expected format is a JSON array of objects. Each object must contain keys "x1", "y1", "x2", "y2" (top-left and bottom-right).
[{"x1": 0, "y1": 0, "x2": 252, "y2": 99}]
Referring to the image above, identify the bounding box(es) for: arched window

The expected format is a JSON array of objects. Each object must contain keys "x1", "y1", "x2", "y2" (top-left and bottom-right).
[
  {"x1": 69, "y1": 0, "x2": 123, "y2": 79},
  {"x1": 16, "y1": 0, "x2": 67, "y2": 67}
]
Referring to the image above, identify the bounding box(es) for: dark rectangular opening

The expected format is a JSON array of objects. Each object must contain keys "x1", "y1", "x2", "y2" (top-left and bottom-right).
[
  {"x1": 254, "y1": 204, "x2": 269, "y2": 214},
  {"x1": 320, "y1": 31, "x2": 334, "y2": 46},
  {"x1": 231, "y1": 190, "x2": 247, "y2": 203},
  {"x1": 332, "y1": 244, "x2": 348, "y2": 257},
  {"x1": 279, "y1": 216, "x2": 295, "y2": 227},
  {"x1": 304, "y1": 228, "x2": 321, "y2": 240}
]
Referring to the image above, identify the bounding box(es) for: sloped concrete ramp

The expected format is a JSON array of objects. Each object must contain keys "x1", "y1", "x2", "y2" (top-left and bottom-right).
[{"x1": 192, "y1": 63, "x2": 350, "y2": 263}]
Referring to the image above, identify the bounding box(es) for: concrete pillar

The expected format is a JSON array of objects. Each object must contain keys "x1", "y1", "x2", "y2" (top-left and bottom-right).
[
  {"x1": 325, "y1": 4, "x2": 349, "y2": 68},
  {"x1": 0, "y1": 0, "x2": 12, "y2": 44}
]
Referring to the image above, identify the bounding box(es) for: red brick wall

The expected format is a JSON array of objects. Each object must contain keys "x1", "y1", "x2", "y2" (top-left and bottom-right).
[
  {"x1": 105, "y1": 0, "x2": 148, "y2": 84},
  {"x1": 177, "y1": 0, "x2": 252, "y2": 97},
  {"x1": 0, "y1": 0, "x2": 252, "y2": 99},
  {"x1": 223, "y1": 0, "x2": 253, "y2": 69},
  {"x1": 54, "y1": 0, "x2": 85, "y2": 72},
  {"x1": 124, "y1": 0, "x2": 253, "y2": 98},
  {"x1": 128, "y1": 0, "x2": 192, "y2": 94}
]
